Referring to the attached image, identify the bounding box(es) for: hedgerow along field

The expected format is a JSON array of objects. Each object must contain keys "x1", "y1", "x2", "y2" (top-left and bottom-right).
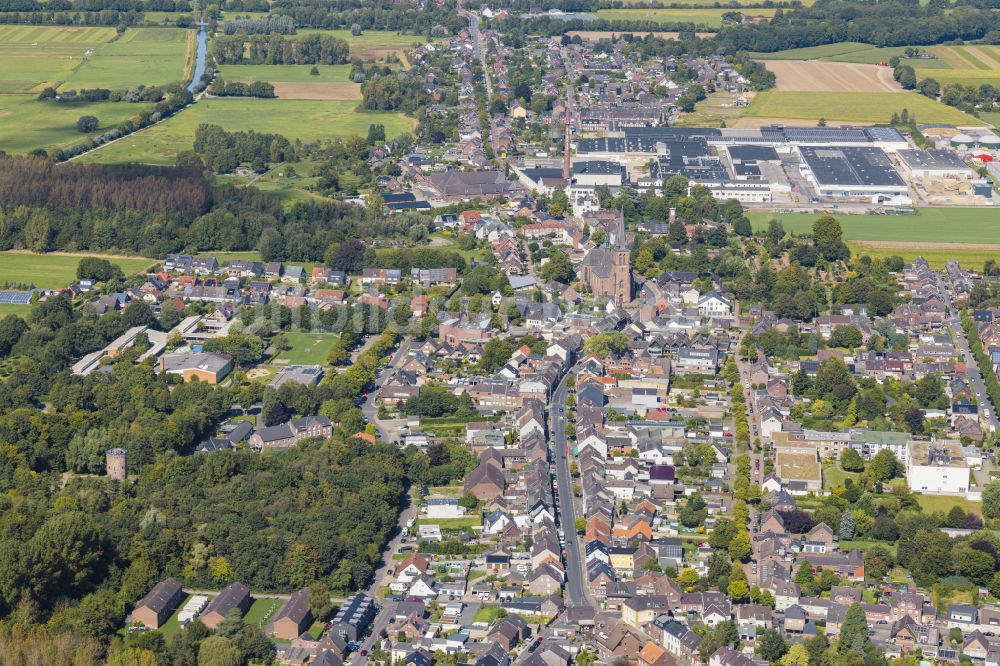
[
  {"x1": 297, "y1": 28, "x2": 430, "y2": 64},
  {"x1": 79, "y1": 98, "x2": 417, "y2": 165},
  {"x1": 216, "y1": 63, "x2": 360, "y2": 100},
  {"x1": 745, "y1": 91, "x2": 981, "y2": 124}
]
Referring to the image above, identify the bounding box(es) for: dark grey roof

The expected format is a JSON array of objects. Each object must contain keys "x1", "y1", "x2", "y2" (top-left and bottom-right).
[
  {"x1": 136, "y1": 578, "x2": 183, "y2": 614},
  {"x1": 205, "y1": 582, "x2": 250, "y2": 617},
  {"x1": 273, "y1": 587, "x2": 312, "y2": 626}
]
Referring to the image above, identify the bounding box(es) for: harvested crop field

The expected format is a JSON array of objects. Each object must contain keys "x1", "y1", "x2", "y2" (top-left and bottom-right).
[
  {"x1": 746, "y1": 91, "x2": 980, "y2": 124},
  {"x1": 762, "y1": 60, "x2": 901, "y2": 93},
  {"x1": 273, "y1": 82, "x2": 361, "y2": 100}
]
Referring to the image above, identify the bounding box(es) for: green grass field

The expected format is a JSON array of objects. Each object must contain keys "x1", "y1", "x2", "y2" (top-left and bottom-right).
[
  {"x1": 0, "y1": 94, "x2": 152, "y2": 155},
  {"x1": 747, "y1": 208, "x2": 1000, "y2": 244},
  {"x1": 63, "y1": 27, "x2": 192, "y2": 89},
  {"x1": 217, "y1": 64, "x2": 353, "y2": 83},
  {"x1": 846, "y1": 243, "x2": 999, "y2": 270},
  {"x1": 746, "y1": 91, "x2": 979, "y2": 124},
  {"x1": 0, "y1": 252, "x2": 155, "y2": 289},
  {"x1": 596, "y1": 7, "x2": 777, "y2": 25},
  {"x1": 823, "y1": 464, "x2": 860, "y2": 490},
  {"x1": 0, "y1": 304, "x2": 31, "y2": 319},
  {"x1": 415, "y1": 515, "x2": 483, "y2": 530},
  {"x1": 80, "y1": 98, "x2": 415, "y2": 164},
  {"x1": 981, "y1": 111, "x2": 1000, "y2": 128},
  {"x1": 0, "y1": 25, "x2": 116, "y2": 93},
  {"x1": 839, "y1": 539, "x2": 898, "y2": 557},
  {"x1": 244, "y1": 598, "x2": 282, "y2": 628},
  {"x1": 273, "y1": 332, "x2": 340, "y2": 365},
  {"x1": 915, "y1": 493, "x2": 981, "y2": 516}
]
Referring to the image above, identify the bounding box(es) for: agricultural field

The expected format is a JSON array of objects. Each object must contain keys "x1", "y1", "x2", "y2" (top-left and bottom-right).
[
  {"x1": 80, "y1": 98, "x2": 416, "y2": 165},
  {"x1": 752, "y1": 41, "x2": 1000, "y2": 87},
  {"x1": 761, "y1": 60, "x2": 901, "y2": 93},
  {"x1": 272, "y1": 332, "x2": 340, "y2": 365},
  {"x1": 672, "y1": 90, "x2": 750, "y2": 127},
  {"x1": 298, "y1": 29, "x2": 430, "y2": 64},
  {"x1": 0, "y1": 252, "x2": 156, "y2": 289},
  {"x1": 745, "y1": 91, "x2": 980, "y2": 125},
  {"x1": 0, "y1": 25, "x2": 117, "y2": 93},
  {"x1": 747, "y1": 208, "x2": 1000, "y2": 244},
  {"x1": 0, "y1": 94, "x2": 150, "y2": 155},
  {"x1": 217, "y1": 64, "x2": 359, "y2": 100},
  {"x1": 62, "y1": 27, "x2": 193, "y2": 89},
  {"x1": 845, "y1": 243, "x2": 1000, "y2": 270},
  {"x1": 595, "y1": 7, "x2": 778, "y2": 26}
]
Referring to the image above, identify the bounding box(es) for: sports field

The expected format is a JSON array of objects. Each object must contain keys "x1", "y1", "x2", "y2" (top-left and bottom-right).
[
  {"x1": 273, "y1": 332, "x2": 340, "y2": 365},
  {"x1": 62, "y1": 27, "x2": 192, "y2": 89},
  {"x1": 745, "y1": 91, "x2": 980, "y2": 125},
  {"x1": 761, "y1": 60, "x2": 901, "y2": 93},
  {"x1": 596, "y1": 7, "x2": 778, "y2": 26},
  {"x1": 0, "y1": 252, "x2": 155, "y2": 289},
  {"x1": 0, "y1": 94, "x2": 148, "y2": 155},
  {"x1": 0, "y1": 25, "x2": 117, "y2": 93},
  {"x1": 747, "y1": 208, "x2": 1000, "y2": 244},
  {"x1": 80, "y1": 99, "x2": 416, "y2": 164}
]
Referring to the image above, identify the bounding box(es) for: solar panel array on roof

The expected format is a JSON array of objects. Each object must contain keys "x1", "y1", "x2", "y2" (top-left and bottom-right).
[
  {"x1": 799, "y1": 146, "x2": 905, "y2": 187},
  {"x1": 783, "y1": 127, "x2": 868, "y2": 142},
  {"x1": 623, "y1": 127, "x2": 723, "y2": 140},
  {"x1": 864, "y1": 127, "x2": 906, "y2": 143},
  {"x1": 0, "y1": 291, "x2": 31, "y2": 304},
  {"x1": 727, "y1": 145, "x2": 779, "y2": 163}
]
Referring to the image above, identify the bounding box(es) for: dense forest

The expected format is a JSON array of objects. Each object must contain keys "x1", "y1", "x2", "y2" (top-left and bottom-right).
[
  {"x1": 0, "y1": 157, "x2": 438, "y2": 260},
  {"x1": 268, "y1": 0, "x2": 465, "y2": 34}
]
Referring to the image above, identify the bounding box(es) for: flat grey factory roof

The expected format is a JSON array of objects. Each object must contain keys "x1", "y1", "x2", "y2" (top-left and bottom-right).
[
  {"x1": 897, "y1": 148, "x2": 970, "y2": 170},
  {"x1": 799, "y1": 146, "x2": 905, "y2": 187}
]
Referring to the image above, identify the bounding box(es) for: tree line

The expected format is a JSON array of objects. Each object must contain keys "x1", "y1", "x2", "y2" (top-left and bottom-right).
[
  {"x1": 193, "y1": 123, "x2": 296, "y2": 173},
  {"x1": 208, "y1": 79, "x2": 277, "y2": 99},
  {"x1": 211, "y1": 33, "x2": 350, "y2": 64},
  {"x1": 221, "y1": 14, "x2": 295, "y2": 34}
]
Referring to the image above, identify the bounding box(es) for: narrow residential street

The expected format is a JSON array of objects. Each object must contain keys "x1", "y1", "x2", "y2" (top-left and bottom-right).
[
  {"x1": 549, "y1": 371, "x2": 590, "y2": 608},
  {"x1": 361, "y1": 337, "x2": 414, "y2": 442}
]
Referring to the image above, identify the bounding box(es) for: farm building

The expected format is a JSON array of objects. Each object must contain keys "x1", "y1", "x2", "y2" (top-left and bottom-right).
[
  {"x1": 271, "y1": 587, "x2": 314, "y2": 640},
  {"x1": 132, "y1": 578, "x2": 185, "y2": 629},
  {"x1": 201, "y1": 582, "x2": 252, "y2": 629}
]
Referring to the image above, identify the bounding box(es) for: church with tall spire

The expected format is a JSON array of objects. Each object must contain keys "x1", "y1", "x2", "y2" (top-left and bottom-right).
[{"x1": 578, "y1": 213, "x2": 632, "y2": 305}]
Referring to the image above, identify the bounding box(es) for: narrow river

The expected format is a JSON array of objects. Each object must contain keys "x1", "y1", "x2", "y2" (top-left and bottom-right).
[{"x1": 187, "y1": 23, "x2": 208, "y2": 93}]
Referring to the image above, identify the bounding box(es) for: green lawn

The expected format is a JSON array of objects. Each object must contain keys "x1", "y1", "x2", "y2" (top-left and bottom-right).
[
  {"x1": 0, "y1": 251, "x2": 155, "y2": 289},
  {"x1": 596, "y1": 7, "x2": 777, "y2": 26},
  {"x1": 0, "y1": 25, "x2": 117, "y2": 93},
  {"x1": 472, "y1": 605, "x2": 506, "y2": 624},
  {"x1": 981, "y1": 111, "x2": 1000, "y2": 128},
  {"x1": 0, "y1": 304, "x2": 31, "y2": 319},
  {"x1": 80, "y1": 98, "x2": 415, "y2": 164},
  {"x1": 217, "y1": 64, "x2": 353, "y2": 83},
  {"x1": 272, "y1": 332, "x2": 340, "y2": 365},
  {"x1": 244, "y1": 597, "x2": 281, "y2": 628},
  {"x1": 746, "y1": 91, "x2": 980, "y2": 125},
  {"x1": 839, "y1": 539, "x2": 897, "y2": 557},
  {"x1": 915, "y1": 494, "x2": 982, "y2": 516},
  {"x1": 0, "y1": 94, "x2": 152, "y2": 156},
  {"x1": 747, "y1": 208, "x2": 1000, "y2": 244},
  {"x1": 823, "y1": 464, "x2": 860, "y2": 490},
  {"x1": 415, "y1": 515, "x2": 483, "y2": 530},
  {"x1": 63, "y1": 27, "x2": 192, "y2": 89}
]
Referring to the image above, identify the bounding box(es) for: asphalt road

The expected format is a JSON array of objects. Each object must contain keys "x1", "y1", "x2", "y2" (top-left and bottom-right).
[
  {"x1": 549, "y1": 371, "x2": 589, "y2": 607},
  {"x1": 353, "y1": 489, "x2": 419, "y2": 665},
  {"x1": 361, "y1": 338, "x2": 414, "y2": 442},
  {"x1": 938, "y1": 275, "x2": 1000, "y2": 433}
]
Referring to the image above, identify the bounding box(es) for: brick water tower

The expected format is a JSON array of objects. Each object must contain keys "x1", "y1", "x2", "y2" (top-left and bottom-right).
[{"x1": 106, "y1": 448, "x2": 127, "y2": 481}]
